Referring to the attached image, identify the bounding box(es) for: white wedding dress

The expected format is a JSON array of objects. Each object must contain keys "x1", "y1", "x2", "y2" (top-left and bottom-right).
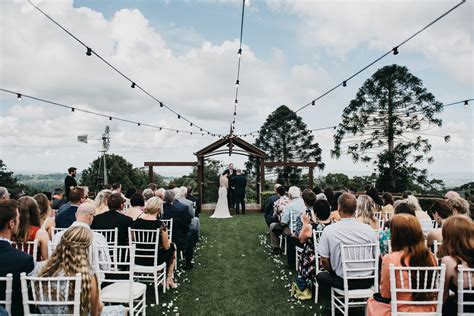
[{"x1": 211, "y1": 176, "x2": 232, "y2": 218}]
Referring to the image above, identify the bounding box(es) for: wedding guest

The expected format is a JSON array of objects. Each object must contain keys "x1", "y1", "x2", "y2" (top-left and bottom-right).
[
  {"x1": 124, "y1": 192, "x2": 144, "y2": 220},
  {"x1": 112, "y1": 182, "x2": 122, "y2": 194},
  {"x1": 132, "y1": 197, "x2": 177, "y2": 288},
  {"x1": 124, "y1": 187, "x2": 136, "y2": 209},
  {"x1": 323, "y1": 188, "x2": 334, "y2": 206},
  {"x1": 366, "y1": 186, "x2": 383, "y2": 209},
  {"x1": 155, "y1": 188, "x2": 166, "y2": 200},
  {"x1": 56, "y1": 187, "x2": 85, "y2": 228},
  {"x1": 355, "y1": 194, "x2": 379, "y2": 229},
  {"x1": 444, "y1": 191, "x2": 461, "y2": 200},
  {"x1": 78, "y1": 186, "x2": 94, "y2": 203},
  {"x1": 381, "y1": 192, "x2": 394, "y2": 216},
  {"x1": 0, "y1": 200, "x2": 34, "y2": 316},
  {"x1": 366, "y1": 214, "x2": 438, "y2": 315},
  {"x1": 94, "y1": 189, "x2": 112, "y2": 216},
  {"x1": 426, "y1": 199, "x2": 453, "y2": 247},
  {"x1": 174, "y1": 187, "x2": 199, "y2": 242},
  {"x1": 64, "y1": 167, "x2": 77, "y2": 201},
  {"x1": 142, "y1": 188, "x2": 155, "y2": 201},
  {"x1": 33, "y1": 193, "x2": 55, "y2": 239},
  {"x1": 329, "y1": 191, "x2": 344, "y2": 221},
  {"x1": 449, "y1": 197, "x2": 470, "y2": 216},
  {"x1": 51, "y1": 188, "x2": 66, "y2": 210},
  {"x1": 438, "y1": 215, "x2": 474, "y2": 315},
  {"x1": 406, "y1": 195, "x2": 431, "y2": 220},
  {"x1": 148, "y1": 183, "x2": 158, "y2": 192},
  {"x1": 16, "y1": 196, "x2": 49, "y2": 261},
  {"x1": 186, "y1": 187, "x2": 200, "y2": 217},
  {"x1": 264, "y1": 184, "x2": 282, "y2": 227},
  {"x1": 0, "y1": 187, "x2": 10, "y2": 200},
  {"x1": 379, "y1": 202, "x2": 416, "y2": 256},
  {"x1": 272, "y1": 186, "x2": 289, "y2": 223}
]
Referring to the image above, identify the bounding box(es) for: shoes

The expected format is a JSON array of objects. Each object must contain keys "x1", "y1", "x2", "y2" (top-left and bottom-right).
[
  {"x1": 272, "y1": 248, "x2": 282, "y2": 255},
  {"x1": 184, "y1": 263, "x2": 194, "y2": 270}
]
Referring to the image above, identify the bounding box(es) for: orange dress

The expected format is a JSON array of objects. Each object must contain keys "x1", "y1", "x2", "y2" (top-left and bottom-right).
[{"x1": 366, "y1": 251, "x2": 437, "y2": 316}]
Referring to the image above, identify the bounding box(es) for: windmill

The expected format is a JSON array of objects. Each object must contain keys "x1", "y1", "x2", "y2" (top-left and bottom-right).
[{"x1": 98, "y1": 126, "x2": 111, "y2": 187}]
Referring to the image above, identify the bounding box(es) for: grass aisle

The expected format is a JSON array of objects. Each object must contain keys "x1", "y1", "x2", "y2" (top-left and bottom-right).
[{"x1": 149, "y1": 213, "x2": 330, "y2": 315}]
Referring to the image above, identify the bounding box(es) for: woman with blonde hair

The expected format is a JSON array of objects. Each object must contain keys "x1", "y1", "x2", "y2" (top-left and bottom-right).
[
  {"x1": 438, "y1": 215, "x2": 474, "y2": 315},
  {"x1": 37, "y1": 226, "x2": 125, "y2": 315},
  {"x1": 355, "y1": 194, "x2": 379, "y2": 229},
  {"x1": 33, "y1": 193, "x2": 55, "y2": 239},
  {"x1": 15, "y1": 196, "x2": 49, "y2": 261},
  {"x1": 132, "y1": 196, "x2": 177, "y2": 289},
  {"x1": 367, "y1": 214, "x2": 438, "y2": 315},
  {"x1": 94, "y1": 189, "x2": 112, "y2": 216}
]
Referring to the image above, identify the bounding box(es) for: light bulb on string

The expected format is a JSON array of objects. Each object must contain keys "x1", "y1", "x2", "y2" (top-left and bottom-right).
[
  {"x1": 131, "y1": 82, "x2": 136, "y2": 88},
  {"x1": 392, "y1": 47, "x2": 399, "y2": 55},
  {"x1": 342, "y1": 81, "x2": 347, "y2": 87},
  {"x1": 235, "y1": 80, "x2": 239, "y2": 87},
  {"x1": 237, "y1": 48, "x2": 242, "y2": 56},
  {"x1": 17, "y1": 94, "x2": 22, "y2": 101},
  {"x1": 159, "y1": 102, "x2": 164, "y2": 107},
  {"x1": 71, "y1": 107, "x2": 75, "y2": 112},
  {"x1": 465, "y1": 100, "x2": 469, "y2": 108},
  {"x1": 86, "y1": 47, "x2": 92, "y2": 56}
]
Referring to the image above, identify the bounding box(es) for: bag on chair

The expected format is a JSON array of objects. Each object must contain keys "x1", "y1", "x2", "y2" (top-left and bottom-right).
[{"x1": 290, "y1": 277, "x2": 312, "y2": 300}]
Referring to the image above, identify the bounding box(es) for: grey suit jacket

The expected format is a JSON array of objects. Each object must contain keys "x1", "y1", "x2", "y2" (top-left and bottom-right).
[{"x1": 178, "y1": 197, "x2": 195, "y2": 217}]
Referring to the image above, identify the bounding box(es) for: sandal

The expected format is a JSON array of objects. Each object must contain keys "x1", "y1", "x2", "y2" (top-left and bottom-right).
[{"x1": 167, "y1": 276, "x2": 178, "y2": 289}]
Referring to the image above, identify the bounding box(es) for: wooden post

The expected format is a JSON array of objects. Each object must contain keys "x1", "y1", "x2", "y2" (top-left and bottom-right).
[
  {"x1": 148, "y1": 166, "x2": 154, "y2": 184},
  {"x1": 260, "y1": 160, "x2": 265, "y2": 204},
  {"x1": 198, "y1": 157, "x2": 205, "y2": 205},
  {"x1": 256, "y1": 157, "x2": 260, "y2": 204},
  {"x1": 308, "y1": 166, "x2": 314, "y2": 190}
]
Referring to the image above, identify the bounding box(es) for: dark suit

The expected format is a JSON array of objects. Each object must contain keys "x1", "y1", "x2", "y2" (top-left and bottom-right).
[
  {"x1": 162, "y1": 202, "x2": 194, "y2": 265},
  {"x1": 91, "y1": 209, "x2": 133, "y2": 245},
  {"x1": 232, "y1": 174, "x2": 247, "y2": 214},
  {"x1": 264, "y1": 194, "x2": 280, "y2": 226},
  {"x1": 0, "y1": 240, "x2": 34, "y2": 316},
  {"x1": 225, "y1": 169, "x2": 237, "y2": 209},
  {"x1": 186, "y1": 193, "x2": 200, "y2": 217},
  {"x1": 55, "y1": 205, "x2": 78, "y2": 228}
]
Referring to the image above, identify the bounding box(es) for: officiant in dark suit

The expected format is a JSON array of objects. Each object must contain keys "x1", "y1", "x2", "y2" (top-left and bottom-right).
[
  {"x1": 225, "y1": 163, "x2": 237, "y2": 209},
  {"x1": 233, "y1": 169, "x2": 247, "y2": 214}
]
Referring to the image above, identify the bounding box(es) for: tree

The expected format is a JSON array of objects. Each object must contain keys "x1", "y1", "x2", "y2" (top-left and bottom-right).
[
  {"x1": 246, "y1": 105, "x2": 324, "y2": 187},
  {"x1": 0, "y1": 159, "x2": 21, "y2": 188},
  {"x1": 80, "y1": 154, "x2": 165, "y2": 192},
  {"x1": 332, "y1": 65, "x2": 447, "y2": 192}
]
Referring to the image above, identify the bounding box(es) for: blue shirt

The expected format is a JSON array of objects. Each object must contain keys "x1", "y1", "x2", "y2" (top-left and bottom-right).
[
  {"x1": 55, "y1": 205, "x2": 78, "y2": 228},
  {"x1": 281, "y1": 197, "x2": 305, "y2": 234}
]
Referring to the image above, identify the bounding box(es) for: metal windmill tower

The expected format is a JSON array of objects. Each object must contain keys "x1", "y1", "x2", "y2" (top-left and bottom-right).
[{"x1": 99, "y1": 126, "x2": 111, "y2": 186}]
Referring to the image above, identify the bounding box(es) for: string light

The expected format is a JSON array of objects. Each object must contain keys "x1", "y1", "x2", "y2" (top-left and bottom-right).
[
  {"x1": 311, "y1": 100, "x2": 315, "y2": 106},
  {"x1": 392, "y1": 47, "x2": 399, "y2": 55},
  {"x1": 109, "y1": 116, "x2": 112, "y2": 120},
  {"x1": 17, "y1": 93, "x2": 22, "y2": 101},
  {"x1": 235, "y1": 80, "x2": 240, "y2": 87},
  {"x1": 138, "y1": 123, "x2": 140, "y2": 126},
  {"x1": 86, "y1": 47, "x2": 92, "y2": 56},
  {"x1": 342, "y1": 81, "x2": 347, "y2": 87},
  {"x1": 237, "y1": 48, "x2": 242, "y2": 56},
  {"x1": 131, "y1": 82, "x2": 136, "y2": 88},
  {"x1": 464, "y1": 100, "x2": 469, "y2": 108},
  {"x1": 71, "y1": 107, "x2": 75, "y2": 112}
]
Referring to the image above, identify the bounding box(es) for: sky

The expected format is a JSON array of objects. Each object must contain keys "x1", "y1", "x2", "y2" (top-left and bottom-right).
[{"x1": 0, "y1": 0, "x2": 472, "y2": 186}]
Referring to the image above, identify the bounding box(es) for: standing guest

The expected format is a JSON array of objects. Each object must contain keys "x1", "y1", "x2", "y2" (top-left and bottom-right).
[
  {"x1": 0, "y1": 200, "x2": 34, "y2": 316},
  {"x1": 449, "y1": 197, "x2": 470, "y2": 216},
  {"x1": 142, "y1": 188, "x2": 155, "y2": 201},
  {"x1": 56, "y1": 187, "x2": 85, "y2": 229},
  {"x1": 406, "y1": 195, "x2": 431, "y2": 220},
  {"x1": 186, "y1": 187, "x2": 201, "y2": 217},
  {"x1": 132, "y1": 197, "x2": 177, "y2": 288},
  {"x1": 426, "y1": 199, "x2": 453, "y2": 247},
  {"x1": 33, "y1": 193, "x2": 55, "y2": 239},
  {"x1": 64, "y1": 167, "x2": 77, "y2": 201},
  {"x1": 381, "y1": 192, "x2": 394, "y2": 216},
  {"x1": 438, "y1": 215, "x2": 474, "y2": 315},
  {"x1": 148, "y1": 183, "x2": 158, "y2": 192},
  {"x1": 323, "y1": 188, "x2": 334, "y2": 206},
  {"x1": 316, "y1": 193, "x2": 378, "y2": 290},
  {"x1": 91, "y1": 193, "x2": 132, "y2": 246},
  {"x1": 124, "y1": 192, "x2": 145, "y2": 220},
  {"x1": 355, "y1": 194, "x2": 379, "y2": 229},
  {"x1": 366, "y1": 214, "x2": 438, "y2": 315},
  {"x1": 16, "y1": 196, "x2": 49, "y2": 261},
  {"x1": 0, "y1": 187, "x2": 10, "y2": 200},
  {"x1": 264, "y1": 184, "x2": 282, "y2": 227},
  {"x1": 112, "y1": 182, "x2": 122, "y2": 194},
  {"x1": 94, "y1": 189, "x2": 112, "y2": 216},
  {"x1": 51, "y1": 188, "x2": 66, "y2": 210}
]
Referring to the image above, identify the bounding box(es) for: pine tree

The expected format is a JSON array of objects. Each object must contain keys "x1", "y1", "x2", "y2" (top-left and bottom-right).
[
  {"x1": 246, "y1": 105, "x2": 324, "y2": 187},
  {"x1": 332, "y1": 64, "x2": 448, "y2": 192}
]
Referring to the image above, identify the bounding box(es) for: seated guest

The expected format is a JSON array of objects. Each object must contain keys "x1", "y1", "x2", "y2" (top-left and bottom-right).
[
  {"x1": 94, "y1": 189, "x2": 112, "y2": 216},
  {"x1": 379, "y1": 202, "x2": 416, "y2": 256},
  {"x1": 15, "y1": 196, "x2": 49, "y2": 261},
  {"x1": 426, "y1": 199, "x2": 453, "y2": 247},
  {"x1": 316, "y1": 193, "x2": 378, "y2": 290},
  {"x1": 78, "y1": 186, "x2": 94, "y2": 203},
  {"x1": 142, "y1": 188, "x2": 155, "y2": 201},
  {"x1": 186, "y1": 187, "x2": 200, "y2": 217},
  {"x1": 323, "y1": 187, "x2": 334, "y2": 206},
  {"x1": 366, "y1": 214, "x2": 438, "y2": 315},
  {"x1": 437, "y1": 215, "x2": 474, "y2": 315},
  {"x1": 381, "y1": 192, "x2": 394, "y2": 216},
  {"x1": 56, "y1": 187, "x2": 85, "y2": 228},
  {"x1": 355, "y1": 194, "x2": 379, "y2": 229},
  {"x1": 91, "y1": 193, "x2": 133, "y2": 246},
  {"x1": 263, "y1": 184, "x2": 281, "y2": 227},
  {"x1": 174, "y1": 187, "x2": 199, "y2": 242},
  {"x1": 0, "y1": 187, "x2": 10, "y2": 200},
  {"x1": 406, "y1": 195, "x2": 431, "y2": 220},
  {"x1": 155, "y1": 188, "x2": 166, "y2": 199},
  {"x1": 132, "y1": 197, "x2": 177, "y2": 288},
  {"x1": 311, "y1": 199, "x2": 332, "y2": 230},
  {"x1": 37, "y1": 226, "x2": 125, "y2": 315},
  {"x1": 162, "y1": 190, "x2": 194, "y2": 270},
  {"x1": 366, "y1": 186, "x2": 383, "y2": 209},
  {"x1": 449, "y1": 197, "x2": 470, "y2": 216},
  {"x1": 329, "y1": 191, "x2": 344, "y2": 222},
  {"x1": 0, "y1": 200, "x2": 34, "y2": 316},
  {"x1": 124, "y1": 187, "x2": 137, "y2": 209},
  {"x1": 33, "y1": 193, "x2": 55, "y2": 239},
  {"x1": 148, "y1": 183, "x2": 158, "y2": 192},
  {"x1": 51, "y1": 188, "x2": 66, "y2": 210},
  {"x1": 272, "y1": 186, "x2": 289, "y2": 223},
  {"x1": 269, "y1": 186, "x2": 303, "y2": 254},
  {"x1": 124, "y1": 192, "x2": 145, "y2": 220},
  {"x1": 444, "y1": 191, "x2": 461, "y2": 200}
]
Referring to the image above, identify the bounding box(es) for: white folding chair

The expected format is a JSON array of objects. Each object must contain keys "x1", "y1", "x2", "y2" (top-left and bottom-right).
[
  {"x1": 458, "y1": 265, "x2": 474, "y2": 316},
  {"x1": 129, "y1": 228, "x2": 167, "y2": 305},
  {"x1": 289, "y1": 210, "x2": 301, "y2": 236},
  {"x1": 0, "y1": 274, "x2": 12, "y2": 315},
  {"x1": 12, "y1": 240, "x2": 38, "y2": 263},
  {"x1": 389, "y1": 263, "x2": 446, "y2": 316},
  {"x1": 96, "y1": 244, "x2": 146, "y2": 315},
  {"x1": 377, "y1": 219, "x2": 385, "y2": 230},
  {"x1": 374, "y1": 211, "x2": 382, "y2": 221},
  {"x1": 432, "y1": 241, "x2": 442, "y2": 259},
  {"x1": 331, "y1": 243, "x2": 379, "y2": 316},
  {"x1": 384, "y1": 211, "x2": 394, "y2": 221},
  {"x1": 279, "y1": 234, "x2": 288, "y2": 255},
  {"x1": 313, "y1": 229, "x2": 324, "y2": 304},
  {"x1": 52, "y1": 227, "x2": 67, "y2": 237},
  {"x1": 161, "y1": 219, "x2": 182, "y2": 266},
  {"x1": 20, "y1": 272, "x2": 81, "y2": 315},
  {"x1": 92, "y1": 228, "x2": 118, "y2": 248},
  {"x1": 419, "y1": 219, "x2": 438, "y2": 236}
]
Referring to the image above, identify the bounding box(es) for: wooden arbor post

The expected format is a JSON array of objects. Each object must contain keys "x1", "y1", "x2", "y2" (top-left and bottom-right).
[
  {"x1": 148, "y1": 166, "x2": 154, "y2": 184},
  {"x1": 197, "y1": 157, "x2": 205, "y2": 205},
  {"x1": 308, "y1": 166, "x2": 314, "y2": 190}
]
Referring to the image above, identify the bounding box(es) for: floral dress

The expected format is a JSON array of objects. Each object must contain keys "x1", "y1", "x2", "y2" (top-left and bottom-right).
[{"x1": 378, "y1": 228, "x2": 391, "y2": 256}]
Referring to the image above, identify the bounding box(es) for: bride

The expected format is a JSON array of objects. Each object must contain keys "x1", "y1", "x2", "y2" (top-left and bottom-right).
[{"x1": 211, "y1": 170, "x2": 232, "y2": 218}]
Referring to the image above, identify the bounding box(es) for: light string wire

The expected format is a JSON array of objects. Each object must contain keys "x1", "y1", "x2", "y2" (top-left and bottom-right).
[
  {"x1": 27, "y1": 0, "x2": 216, "y2": 136},
  {"x1": 235, "y1": 0, "x2": 466, "y2": 137},
  {"x1": 231, "y1": 0, "x2": 246, "y2": 134},
  {"x1": 3, "y1": 88, "x2": 221, "y2": 137}
]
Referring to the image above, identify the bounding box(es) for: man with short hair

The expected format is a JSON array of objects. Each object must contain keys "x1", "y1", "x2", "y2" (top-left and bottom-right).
[
  {"x1": 186, "y1": 187, "x2": 200, "y2": 217},
  {"x1": 51, "y1": 188, "x2": 66, "y2": 210},
  {"x1": 0, "y1": 200, "x2": 34, "y2": 316},
  {"x1": 0, "y1": 187, "x2": 9, "y2": 200},
  {"x1": 112, "y1": 182, "x2": 122, "y2": 194},
  {"x1": 264, "y1": 184, "x2": 281, "y2": 227},
  {"x1": 225, "y1": 163, "x2": 237, "y2": 209},
  {"x1": 176, "y1": 187, "x2": 200, "y2": 242},
  {"x1": 316, "y1": 193, "x2": 378, "y2": 290},
  {"x1": 233, "y1": 169, "x2": 247, "y2": 215},
  {"x1": 91, "y1": 193, "x2": 133, "y2": 246},
  {"x1": 64, "y1": 167, "x2": 77, "y2": 201},
  {"x1": 148, "y1": 183, "x2": 157, "y2": 192},
  {"x1": 56, "y1": 187, "x2": 85, "y2": 228}
]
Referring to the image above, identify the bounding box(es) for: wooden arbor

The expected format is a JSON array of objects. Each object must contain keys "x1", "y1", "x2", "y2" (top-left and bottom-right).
[{"x1": 195, "y1": 135, "x2": 266, "y2": 204}]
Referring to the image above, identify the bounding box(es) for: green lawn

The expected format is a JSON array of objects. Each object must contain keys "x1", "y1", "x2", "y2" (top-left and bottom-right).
[{"x1": 147, "y1": 213, "x2": 331, "y2": 315}]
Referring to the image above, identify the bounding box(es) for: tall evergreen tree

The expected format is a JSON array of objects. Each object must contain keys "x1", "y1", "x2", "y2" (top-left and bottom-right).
[
  {"x1": 246, "y1": 105, "x2": 324, "y2": 187},
  {"x1": 332, "y1": 64, "x2": 448, "y2": 192}
]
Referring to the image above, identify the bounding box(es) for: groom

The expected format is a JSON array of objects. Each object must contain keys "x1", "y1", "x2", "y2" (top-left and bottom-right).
[
  {"x1": 233, "y1": 169, "x2": 247, "y2": 214},
  {"x1": 225, "y1": 163, "x2": 237, "y2": 210}
]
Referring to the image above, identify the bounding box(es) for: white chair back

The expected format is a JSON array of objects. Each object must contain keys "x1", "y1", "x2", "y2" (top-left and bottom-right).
[
  {"x1": 289, "y1": 211, "x2": 301, "y2": 235},
  {"x1": 128, "y1": 228, "x2": 160, "y2": 266},
  {"x1": 458, "y1": 265, "x2": 474, "y2": 316},
  {"x1": 12, "y1": 240, "x2": 39, "y2": 263},
  {"x1": 92, "y1": 228, "x2": 118, "y2": 248},
  {"x1": 384, "y1": 212, "x2": 394, "y2": 221},
  {"x1": 52, "y1": 227, "x2": 67, "y2": 237},
  {"x1": 160, "y1": 219, "x2": 173, "y2": 242},
  {"x1": 419, "y1": 219, "x2": 438, "y2": 235},
  {"x1": 378, "y1": 219, "x2": 385, "y2": 230},
  {"x1": 340, "y1": 243, "x2": 380, "y2": 291},
  {"x1": 0, "y1": 274, "x2": 12, "y2": 315},
  {"x1": 389, "y1": 263, "x2": 446, "y2": 316},
  {"x1": 20, "y1": 272, "x2": 81, "y2": 316},
  {"x1": 374, "y1": 211, "x2": 382, "y2": 221},
  {"x1": 432, "y1": 241, "x2": 442, "y2": 259}
]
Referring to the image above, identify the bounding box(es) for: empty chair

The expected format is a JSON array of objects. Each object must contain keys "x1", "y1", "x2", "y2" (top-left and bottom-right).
[{"x1": 0, "y1": 274, "x2": 12, "y2": 315}]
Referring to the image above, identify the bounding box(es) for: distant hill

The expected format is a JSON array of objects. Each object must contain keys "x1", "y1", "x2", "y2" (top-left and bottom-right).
[{"x1": 16, "y1": 173, "x2": 81, "y2": 192}]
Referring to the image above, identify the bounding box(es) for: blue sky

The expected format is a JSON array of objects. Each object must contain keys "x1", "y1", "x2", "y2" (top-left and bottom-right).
[{"x1": 0, "y1": 0, "x2": 472, "y2": 185}]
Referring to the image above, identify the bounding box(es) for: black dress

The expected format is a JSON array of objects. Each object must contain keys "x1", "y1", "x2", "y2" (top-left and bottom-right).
[{"x1": 132, "y1": 218, "x2": 175, "y2": 266}]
